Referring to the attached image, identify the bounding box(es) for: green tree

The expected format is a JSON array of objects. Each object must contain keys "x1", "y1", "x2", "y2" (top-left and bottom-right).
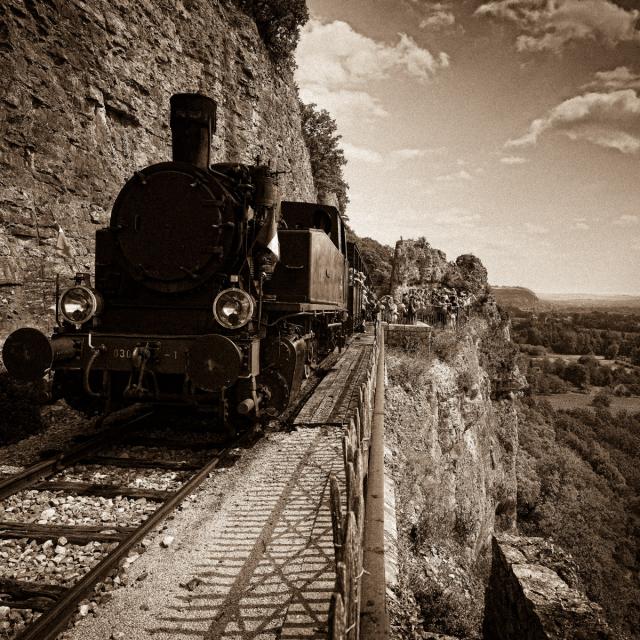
[
  {"x1": 299, "y1": 102, "x2": 349, "y2": 214},
  {"x1": 564, "y1": 363, "x2": 589, "y2": 389},
  {"x1": 591, "y1": 390, "x2": 612, "y2": 408},
  {"x1": 234, "y1": 0, "x2": 309, "y2": 66},
  {"x1": 606, "y1": 343, "x2": 620, "y2": 360}
]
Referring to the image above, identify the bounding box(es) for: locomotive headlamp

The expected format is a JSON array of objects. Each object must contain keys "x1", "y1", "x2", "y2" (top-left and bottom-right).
[
  {"x1": 213, "y1": 288, "x2": 254, "y2": 329},
  {"x1": 59, "y1": 286, "x2": 102, "y2": 328}
]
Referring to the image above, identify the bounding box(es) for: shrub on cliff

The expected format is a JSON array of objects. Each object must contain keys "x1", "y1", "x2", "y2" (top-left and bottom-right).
[
  {"x1": 299, "y1": 102, "x2": 349, "y2": 214},
  {"x1": 233, "y1": 0, "x2": 309, "y2": 65}
]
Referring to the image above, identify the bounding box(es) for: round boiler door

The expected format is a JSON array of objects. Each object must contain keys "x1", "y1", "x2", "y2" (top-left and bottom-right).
[
  {"x1": 187, "y1": 335, "x2": 242, "y2": 391},
  {"x1": 111, "y1": 163, "x2": 233, "y2": 292}
]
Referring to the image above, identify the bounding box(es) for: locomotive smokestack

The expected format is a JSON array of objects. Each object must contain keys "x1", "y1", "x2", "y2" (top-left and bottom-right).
[{"x1": 170, "y1": 93, "x2": 217, "y2": 169}]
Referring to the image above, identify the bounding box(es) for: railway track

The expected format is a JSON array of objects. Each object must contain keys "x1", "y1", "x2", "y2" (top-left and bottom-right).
[
  {"x1": 0, "y1": 405, "x2": 248, "y2": 640},
  {"x1": 0, "y1": 348, "x2": 343, "y2": 640}
]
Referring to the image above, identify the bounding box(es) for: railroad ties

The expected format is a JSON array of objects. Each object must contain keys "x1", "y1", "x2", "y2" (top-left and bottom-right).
[
  {"x1": 294, "y1": 333, "x2": 376, "y2": 427},
  {"x1": 0, "y1": 408, "x2": 240, "y2": 640},
  {"x1": 0, "y1": 328, "x2": 384, "y2": 640}
]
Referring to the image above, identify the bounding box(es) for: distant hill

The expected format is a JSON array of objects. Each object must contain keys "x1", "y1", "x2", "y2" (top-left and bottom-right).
[
  {"x1": 492, "y1": 286, "x2": 540, "y2": 309},
  {"x1": 538, "y1": 293, "x2": 640, "y2": 309}
]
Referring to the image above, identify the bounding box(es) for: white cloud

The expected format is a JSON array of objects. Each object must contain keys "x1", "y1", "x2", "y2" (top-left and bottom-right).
[
  {"x1": 475, "y1": 0, "x2": 640, "y2": 53},
  {"x1": 500, "y1": 155, "x2": 528, "y2": 164},
  {"x1": 525, "y1": 222, "x2": 549, "y2": 234},
  {"x1": 296, "y1": 20, "x2": 449, "y2": 126},
  {"x1": 403, "y1": 1, "x2": 458, "y2": 30},
  {"x1": 296, "y1": 20, "x2": 449, "y2": 90},
  {"x1": 298, "y1": 85, "x2": 389, "y2": 124},
  {"x1": 574, "y1": 217, "x2": 590, "y2": 230},
  {"x1": 341, "y1": 142, "x2": 383, "y2": 164},
  {"x1": 584, "y1": 66, "x2": 640, "y2": 92},
  {"x1": 613, "y1": 214, "x2": 639, "y2": 226},
  {"x1": 506, "y1": 89, "x2": 640, "y2": 153},
  {"x1": 341, "y1": 143, "x2": 435, "y2": 164},
  {"x1": 435, "y1": 169, "x2": 473, "y2": 181},
  {"x1": 420, "y1": 2, "x2": 456, "y2": 30},
  {"x1": 433, "y1": 207, "x2": 482, "y2": 228},
  {"x1": 390, "y1": 148, "x2": 431, "y2": 160}
]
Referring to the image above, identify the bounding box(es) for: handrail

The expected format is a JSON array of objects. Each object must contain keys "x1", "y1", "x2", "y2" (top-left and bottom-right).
[{"x1": 327, "y1": 321, "x2": 388, "y2": 639}]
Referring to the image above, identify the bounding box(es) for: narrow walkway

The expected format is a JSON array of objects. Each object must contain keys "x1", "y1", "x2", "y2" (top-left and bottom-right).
[
  {"x1": 65, "y1": 333, "x2": 376, "y2": 640},
  {"x1": 295, "y1": 332, "x2": 376, "y2": 426}
]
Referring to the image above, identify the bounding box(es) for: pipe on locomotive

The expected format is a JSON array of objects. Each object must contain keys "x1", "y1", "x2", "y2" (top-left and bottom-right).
[{"x1": 169, "y1": 93, "x2": 217, "y2": 169}]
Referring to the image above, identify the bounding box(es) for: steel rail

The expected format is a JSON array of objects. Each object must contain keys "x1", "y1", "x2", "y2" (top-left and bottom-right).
[
  {"x1": 0, "y1": 404, "x2": 153, "y2": 501},
  {"x1": 16, "y1": 437, "x2": 239, "y2": 640}
]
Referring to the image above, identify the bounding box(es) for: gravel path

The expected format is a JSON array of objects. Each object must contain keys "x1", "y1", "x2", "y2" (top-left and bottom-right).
[{"x1": 62, "y1": 426, "x2": 344, "y2": 640}]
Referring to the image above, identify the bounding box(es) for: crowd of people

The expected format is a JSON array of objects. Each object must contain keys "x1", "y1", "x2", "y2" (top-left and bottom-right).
[
  {"x1": 349, "y1": 269, "x2": 476, "y2": 328},
  {"x1": 377, "y1": 287, "x2": 475, "y2": 327}
]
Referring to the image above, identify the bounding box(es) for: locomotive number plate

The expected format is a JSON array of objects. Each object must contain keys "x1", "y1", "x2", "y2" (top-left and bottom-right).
[
  {"x1": 111, "y1": 347, "x2": 179, "y2": 360},
  {"x1": 90, "y1": 337, "x2": 189, "y2": 374}
]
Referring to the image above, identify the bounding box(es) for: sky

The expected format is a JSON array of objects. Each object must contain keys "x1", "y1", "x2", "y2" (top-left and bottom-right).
[{"x1": 294, "y1": 0, "x2": 640, "y2": 295}]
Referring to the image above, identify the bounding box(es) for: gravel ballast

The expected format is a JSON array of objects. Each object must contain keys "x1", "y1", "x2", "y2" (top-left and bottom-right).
[{"x1": 0, "y1": 490, "x2": 158, "y2": 527}]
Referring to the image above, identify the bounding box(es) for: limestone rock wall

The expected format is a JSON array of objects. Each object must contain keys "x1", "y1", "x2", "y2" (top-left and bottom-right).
[
  {"x1": 483, "y1": 534, "x2": 612, "y2": 640},
  {"x1": 0, "y1": 0, "x2": 316, "y2": 337},
  {"x1": 385, "y1": 318, "x2": 519, "y2": 636},
  {"x1": 390, "y1": 238, "x2": 450, "y2": 301}
]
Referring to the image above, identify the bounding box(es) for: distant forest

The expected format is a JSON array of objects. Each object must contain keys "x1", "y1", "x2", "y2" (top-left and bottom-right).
[
  {"x1": 510, "y1": 304, "x2": 640, "y2": 638},
  {"x1": 517, "y1": 399, "x2": 640, "y2": 639},
  {"x1": 512, "y1": 312, "x2": 640, "y2": 362}
]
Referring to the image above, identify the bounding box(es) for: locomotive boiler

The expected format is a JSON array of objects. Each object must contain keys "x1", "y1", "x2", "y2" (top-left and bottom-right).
[{"x1": 2, "y1": 93, "x2": 363, "y2": 431}]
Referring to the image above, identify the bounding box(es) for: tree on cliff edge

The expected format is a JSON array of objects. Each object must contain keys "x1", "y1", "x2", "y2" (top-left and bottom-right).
[
  {"x1": 234, "y1": 0, "x2": 309, "y2": 65},
  {"x1": 299, "y1": 102, "x2": 349, "y2": 214}
]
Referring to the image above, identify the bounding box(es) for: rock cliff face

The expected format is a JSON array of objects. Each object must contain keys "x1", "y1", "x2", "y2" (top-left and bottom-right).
[
  {"x1": 385, "y1": 240, "x2": 609, "y2": 639},
  {"x1": 0, "y1": 0, "x2": 315, "y2": 336},
  {"x1": 386, "y1": 315, "x2": 519, "y2": 638},
  {"x1": 484, "y1": 535, "x2": 612, "y2": 640}
]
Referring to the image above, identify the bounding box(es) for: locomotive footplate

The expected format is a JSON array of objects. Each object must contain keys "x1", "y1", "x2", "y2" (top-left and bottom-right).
[{"x1": 74, "y1": 333, "x2": 248, "y2": 391}]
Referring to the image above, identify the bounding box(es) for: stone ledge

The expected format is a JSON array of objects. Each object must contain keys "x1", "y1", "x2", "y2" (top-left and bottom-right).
[{"x1": 484, "y1": 534, "x2": 612, "y2": 640}]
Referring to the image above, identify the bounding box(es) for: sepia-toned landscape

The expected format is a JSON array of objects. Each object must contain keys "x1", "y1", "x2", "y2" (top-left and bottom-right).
[{"x1": 1, "y1": 1, "x2": 639, "y2": 639}]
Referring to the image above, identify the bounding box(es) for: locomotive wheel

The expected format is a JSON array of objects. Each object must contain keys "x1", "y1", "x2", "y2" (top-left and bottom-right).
[{"x1": 257, "y1": 370, "x2": 290, "y2": 419}]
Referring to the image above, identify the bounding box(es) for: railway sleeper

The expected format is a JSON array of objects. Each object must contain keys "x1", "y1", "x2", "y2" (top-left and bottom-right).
[
  {"x1": 0, "y1": 578, "x2": 67, "y2": 612},
  {"x1": 0, "y1": 522, "x2": 135, "y2": 544},
  {"x1": 31, "y1": 480, "x2": 174, "y2": 501},
  {"x1": 78, "y1": 455, "x2": 202, "y2": 471}
]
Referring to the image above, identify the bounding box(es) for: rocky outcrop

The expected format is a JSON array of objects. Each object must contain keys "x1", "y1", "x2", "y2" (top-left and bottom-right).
[
  {"x1": 484, "y1": 534, "x2": 612, "y2": 640},
  {"x1": 0, "y1": 0, "x2": 315, "y2": 336},
  {"x1": 390, "y1": 238, "x2": 450, "y2": 300},
  {"x1": 384, "y1": 239, "x2": 606, "y2": 639},
  {"x1": 389, "y1": 239, "x2": 490, "y2": 302}
]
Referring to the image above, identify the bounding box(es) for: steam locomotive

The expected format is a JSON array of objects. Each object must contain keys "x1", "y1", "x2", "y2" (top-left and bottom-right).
[{"x1": 2, "y1": 94, "x2": 368, "y2": 430}]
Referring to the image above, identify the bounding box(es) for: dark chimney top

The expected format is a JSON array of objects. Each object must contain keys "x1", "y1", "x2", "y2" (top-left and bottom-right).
[{"x1": 170, "y1": 93, "x2": 217, "y2": 169}]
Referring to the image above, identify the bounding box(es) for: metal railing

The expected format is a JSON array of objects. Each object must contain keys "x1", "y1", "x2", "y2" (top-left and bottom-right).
[{"x1": 327, "y1": 323, "x2": 387, "y2": 639}]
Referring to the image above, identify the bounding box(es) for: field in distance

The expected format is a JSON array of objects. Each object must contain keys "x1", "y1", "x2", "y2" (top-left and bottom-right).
[{"x1": 537, "y1": 292, "x2": 640, "y2": 309}]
